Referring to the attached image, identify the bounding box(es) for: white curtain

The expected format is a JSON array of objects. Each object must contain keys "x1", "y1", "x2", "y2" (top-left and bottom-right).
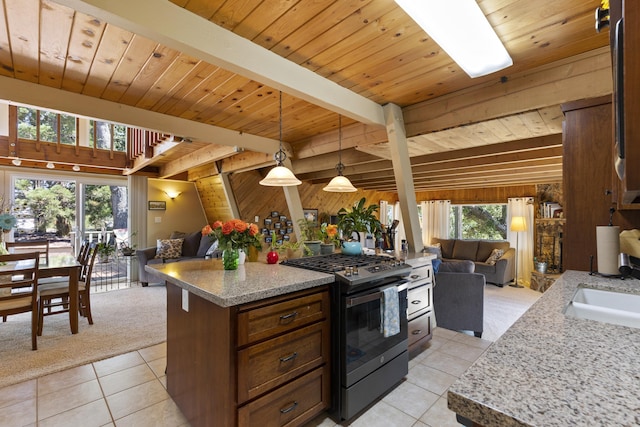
[
  {"x1": 379, "y1": 200, "x2": 389, "y2": 227},
  {"x1": 507, "y1": 197, "x2": 535, "y2": 287},
  {"x1": 420, "y1": 200, "x2": 451, "y2": 247}
]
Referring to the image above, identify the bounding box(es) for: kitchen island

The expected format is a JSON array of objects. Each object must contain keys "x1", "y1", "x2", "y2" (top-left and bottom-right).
[
  {"x1": 448, "y1": 270, "x2": 640, "y2": 426},
  {"x1": 147, "y1": 258, "x2": 335, "y2": 427}
]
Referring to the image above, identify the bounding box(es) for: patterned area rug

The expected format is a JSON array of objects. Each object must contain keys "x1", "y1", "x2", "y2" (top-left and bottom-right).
[{"x1": 0, "y1": 285, "x2": 166, "y2": 389}]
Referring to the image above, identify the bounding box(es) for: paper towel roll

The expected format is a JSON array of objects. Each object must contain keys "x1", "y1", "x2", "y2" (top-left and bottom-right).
[{"x1": 596, "y1": 226, "x2": 620, "y2": 275}]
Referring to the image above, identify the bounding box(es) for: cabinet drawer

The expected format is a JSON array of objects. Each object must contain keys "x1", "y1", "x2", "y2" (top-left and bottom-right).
[
  {"x1": 238, "y1": 365, "x2": 329, "y2": 427},
  {"x1": 407, "y1": 285, "x2": 431, "y2": 318},
  {"x1": 237, "y1": 290, "x2": 329, "y2": 346},
  {"x1": 238, "y1": 321, "x2": 329, "y2": 403},
  {"x1": 408, "y1": 311, "x2": 432, "y2": 348}
]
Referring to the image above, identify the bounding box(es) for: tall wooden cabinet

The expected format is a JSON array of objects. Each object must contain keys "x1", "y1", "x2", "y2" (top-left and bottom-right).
[
  {"x1": 562, "y1": 96, "x2": 616, "y2": 272},
  {"x1": 562, "y1": 95, "x2": 640, "y2": 272},
  {"x1": 610, "y1": 0, "x2": 640, "y2": 203}
]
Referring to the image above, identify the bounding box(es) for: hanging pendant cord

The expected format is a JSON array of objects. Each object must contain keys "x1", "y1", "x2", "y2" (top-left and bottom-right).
[
  {"x1": 274, "y1": 91, "x2": 286, "y2": 165},
  {"x1": 336, "y1": 115, "x2": 344, "y2": 175}
]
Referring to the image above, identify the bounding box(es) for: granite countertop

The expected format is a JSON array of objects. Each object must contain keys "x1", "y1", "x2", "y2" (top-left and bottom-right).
[
  {"x1": 448, "y1": 270, "x2": 640, "y2": 426},
  {"x1": 146, "y1": 259, "x2": 334, "y2": 307}
]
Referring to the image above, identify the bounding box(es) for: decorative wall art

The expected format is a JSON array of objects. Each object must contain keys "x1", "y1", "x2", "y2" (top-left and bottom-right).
[{"x1": 148, "y1": 201, "x2": 166, "y2": 210}]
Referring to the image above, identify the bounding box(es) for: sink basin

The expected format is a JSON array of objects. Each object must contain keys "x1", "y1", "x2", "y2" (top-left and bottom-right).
[{"x1": 564, "y1": 287, "x2": 640, "y2": 329}]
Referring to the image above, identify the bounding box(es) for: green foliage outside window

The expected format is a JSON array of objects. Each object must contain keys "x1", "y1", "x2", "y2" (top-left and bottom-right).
[
  {"x1": 449, "y1": 204, "x2": 507, "y2": 240},
  {"x1": 17, "y1": 107, "x2": 76, "y2": 144},
  {"x1": 13, "y1": 179, "x2": 76, "y2": 236},
  {"x1": 17, "y1": 106, "x2": 125, "y2": 151},
  {"x1": 84, "y1": 185, "x2": 114, "y2": 231},
  {"x1": 89, "y1": 121, "x2": 126, "y2": 152}
]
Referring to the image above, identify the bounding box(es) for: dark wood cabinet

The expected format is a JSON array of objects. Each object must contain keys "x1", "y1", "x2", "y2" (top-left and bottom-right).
[
  {"x1": 609, "y1": 0, "x2": 640, "y2": 204},
  {"x1": 166, "y1": 283, "x2": 331, "y2": 427},
  {"x1": 562, "y1": 96, "x2": 616, "y2": 272},
  {"x1": 562, "y1": 96, "x2": 640, "y2": 272}
]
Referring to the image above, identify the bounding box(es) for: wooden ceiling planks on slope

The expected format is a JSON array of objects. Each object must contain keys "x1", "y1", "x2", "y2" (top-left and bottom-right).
[{"x1": 0, "y1": 0, "x2": 612, "y2": 191}]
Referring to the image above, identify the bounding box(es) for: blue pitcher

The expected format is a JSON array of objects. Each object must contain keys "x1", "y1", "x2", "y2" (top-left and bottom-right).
[{"x1": 341, "y1": 241, "x2": 362, "y2": 255}]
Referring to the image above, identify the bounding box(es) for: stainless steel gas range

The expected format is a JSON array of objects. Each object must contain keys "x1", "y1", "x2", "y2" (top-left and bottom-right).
[{"x1": 281, "y1": 253, "x2": 412, "y2": 421}]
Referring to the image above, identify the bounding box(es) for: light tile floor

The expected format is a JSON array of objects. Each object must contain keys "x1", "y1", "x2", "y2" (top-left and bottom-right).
[{"x1": 0, "y1": 328, "x2": 490, "y2": 427}]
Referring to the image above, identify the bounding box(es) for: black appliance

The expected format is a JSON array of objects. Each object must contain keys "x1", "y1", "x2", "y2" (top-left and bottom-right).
[{"x1": 281, "y1": 253, "x2": 412, "y2": 421}]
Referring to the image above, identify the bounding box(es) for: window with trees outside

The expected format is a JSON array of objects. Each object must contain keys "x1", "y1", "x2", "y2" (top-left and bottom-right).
[
  {"x1": 11, "y1": 175, "x2": 129, "y2": 258},
  {"x1": 17, "y1": 106, "x2": 127, "y2": 152},
  {"x1": 89, "y1": 121, "x2": 127, "y2": 152},
  {"x1": 449, "y1": 204, "x2": 507, "y2": 240},
  {"x1": 17, "y1": 107, "x2": 76, "y2": 145}
]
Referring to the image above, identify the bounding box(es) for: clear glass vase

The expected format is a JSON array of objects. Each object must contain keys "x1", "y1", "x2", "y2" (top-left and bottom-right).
[{"x1": 222, "y1": 243, "x2": 239, "y2": 270}]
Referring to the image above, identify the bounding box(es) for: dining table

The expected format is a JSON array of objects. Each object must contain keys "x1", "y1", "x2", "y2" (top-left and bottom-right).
[{"x1": 6, "y1": 253, "x2": 82, "y2": 334}]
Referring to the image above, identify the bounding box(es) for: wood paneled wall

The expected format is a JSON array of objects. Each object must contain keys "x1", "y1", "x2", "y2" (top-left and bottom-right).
[
  {"x1": 198, "y1": 170, "x2": 397, "y2": 229},
  {"x1": 415, "y1": 185, "x2": 537, "y2": 205},
  {"x1": 195, "y1": 175, "x2": 232, "y2": 223}
]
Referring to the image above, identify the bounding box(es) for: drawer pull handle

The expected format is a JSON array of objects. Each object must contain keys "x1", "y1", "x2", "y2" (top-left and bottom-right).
[
  {"x1": 279, "y1": 311, "x2": 298, "y2": 321},
  {"x1": 280, "y1": 401, "x2": 298, "y2": 414},
  {"x1": 412, "y1": 330, "x2": 422, "y2": 335},
  {"x1": 279, "y1": 352, "x2": 298, "y2": 363},
  {"x1": 411, "y1": 300, "x2": 421, "y2": 305}
]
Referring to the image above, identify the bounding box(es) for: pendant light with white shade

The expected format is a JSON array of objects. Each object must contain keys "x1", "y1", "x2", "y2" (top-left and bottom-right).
[
  {"x1": 323, "y1": 115, "x2": 357, "y2": 192},
  {"x1": 259, "y1": 91, "x2": 302, "y2": 186}
]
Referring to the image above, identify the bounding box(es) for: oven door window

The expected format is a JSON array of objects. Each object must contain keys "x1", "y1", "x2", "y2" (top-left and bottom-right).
[{"x1": 344, "y1": 286, "x2": 408, "y2": 382}]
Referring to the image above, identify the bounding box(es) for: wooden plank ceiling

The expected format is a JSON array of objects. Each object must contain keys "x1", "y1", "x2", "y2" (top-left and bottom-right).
[{"x1": 0, "y1": 0, "x2": 611, "y2": 191}]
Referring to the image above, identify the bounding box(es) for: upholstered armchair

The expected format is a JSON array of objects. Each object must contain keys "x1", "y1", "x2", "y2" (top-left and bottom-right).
[{"x1": 432, "y1": 260, "x2": 485, "y2": 338}]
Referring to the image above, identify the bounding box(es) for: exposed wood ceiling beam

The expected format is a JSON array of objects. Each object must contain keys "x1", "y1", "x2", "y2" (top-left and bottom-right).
[
  {"x1": 55, "y1": 0, "x2": 386, "y2": 127},
  {"x1": 369, "y1": 173, "x2": 563, "y2": 192},
  {"x1": 0, "y1": 76, "x2": 280, "y2": 155},
  {"x1": 159, "y1": 144, "x2": 239, "y2": 179},
  {"x1": 403, "y1": 47, "x2": 612, "y2": 136}
]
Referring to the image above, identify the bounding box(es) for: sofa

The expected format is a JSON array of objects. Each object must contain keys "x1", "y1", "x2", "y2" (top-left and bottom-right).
[
  {"x1": 136, "y1": 230, "x2": 218, "y2": 286},
  {"x1": 429, "y1": 237, "x2": 515, "y2": 287},
  {"x1": 433, "y1": 259, "x2": 485, "y2": 338}
]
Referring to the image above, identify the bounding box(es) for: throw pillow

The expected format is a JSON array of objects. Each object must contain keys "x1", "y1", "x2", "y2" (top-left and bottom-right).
[
  {"x1": 485, "y1": 248, "x2": 504, "y2": 265},
  {"x1": 155, "y1": 238, "x2": 184, "y2": 259}
]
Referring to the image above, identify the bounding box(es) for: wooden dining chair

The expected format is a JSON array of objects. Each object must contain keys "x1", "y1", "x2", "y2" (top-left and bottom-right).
[
  {"x1": 0, "y1": 252, "x2": 41, "y2": 350},
  {"x1": 37, "y1": 244, "x2": 98, "y2": 335},
  {"x1": 76, "y1": 240, "x2": 90, "y2": 264},
  {"x1": 6, "y1": 240, "x2": 50, "y2": 265}
]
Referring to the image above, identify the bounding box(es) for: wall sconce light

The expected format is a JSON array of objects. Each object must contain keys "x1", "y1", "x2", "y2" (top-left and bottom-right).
[
  {"x1": 46, "y1": 162, "x2": 55, "y2": 169},
  {"x1": 11, "y1": 158, "x2": 22, "y2": 166},
  {"x1": 165, "y1": 190, "x2": 182, "y2": 199}
]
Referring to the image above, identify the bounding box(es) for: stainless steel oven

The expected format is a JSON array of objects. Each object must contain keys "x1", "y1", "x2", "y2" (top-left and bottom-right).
[
  {"x1": 281, "y1": 253, "x2": 412, "y2": 421},
  {"x1": 340, "y1": 279, "x2": 409, "y2": 420}
]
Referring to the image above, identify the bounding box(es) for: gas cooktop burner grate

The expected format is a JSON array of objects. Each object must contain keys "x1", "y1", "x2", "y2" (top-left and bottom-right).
[{"x1": 281, "y1": 253, "x2": 401, "y2": 274}]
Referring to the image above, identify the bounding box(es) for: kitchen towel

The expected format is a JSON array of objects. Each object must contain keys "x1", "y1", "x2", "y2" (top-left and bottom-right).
[
  {"x1": 380, "y1": 286, "x2": 400, "y2": 338},
  {"x1": 596, "y1": 225, "x2": 620, "y2": 275}
]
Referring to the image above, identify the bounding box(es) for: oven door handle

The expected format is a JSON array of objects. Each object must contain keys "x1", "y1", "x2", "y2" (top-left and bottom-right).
[{"x1": 346, "y1": 281, "x2": 408, "y2": 308}]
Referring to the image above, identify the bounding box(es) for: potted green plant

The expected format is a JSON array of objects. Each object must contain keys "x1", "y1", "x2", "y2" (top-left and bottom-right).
[
  {"x1": 319, "y1": 223, "x2": 339, "y2": 254},
  {"x1": 97, "y1": 242, "x2": 116, "y2": 263},
  {"x1": 277, "y1": 240, "x2": 310, "y2": 259},
  {"x1": 296, "y1": 218, "x2": 322, "y2": 256},
  {"x1": 337, "y1": 197, "x2": 383, "y2": 243}
]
